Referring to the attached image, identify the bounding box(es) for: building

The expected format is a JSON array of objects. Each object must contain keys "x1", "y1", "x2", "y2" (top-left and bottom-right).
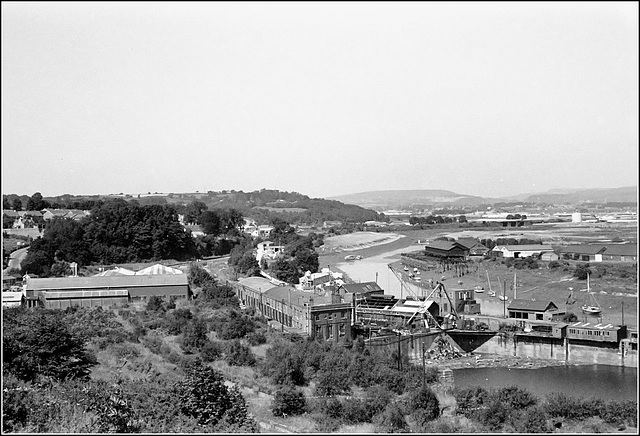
[
  {"x1": 558, "y1": 243, "x2": 637, "y2": 263},
  {"x1": 558, "y1": 245, "x2": 607, "y2": 262},
  {"x1": 255, "y1": 241, "x2": 285, "y2": 263},
  {"x1": 2, "y1": 291, "x2": 24, "y2": 308},
  {"x1": 299, "y1": 271, "x2": 333, "y2": 292},
  {"x1": 422, "y1": 241, "x2": 470, "y2": 260},
  {"x1": 24, "y1": 275, "x2": 190, "y2": 308},
  {"x1": 456, "y1": 238, "x2": 490, "y2": 256},
  {"x1": 567, "y1": 321, "x2": 627, "y2": 344},
  {"x1": 492, "y1": 245, "x2": 554, "y2": 258},
  {"x1": 540, "y1": 252, "x2": 560, "y2": 262},
  {"x1": 600, "y1": 244, "x2": 637, "y2": 262},
  {"x1": 232, "y1": 276, "x2": 352, "y2": 342},
  {"x1": 507, "y1": 299, "x2": 562, "y2": 322}
]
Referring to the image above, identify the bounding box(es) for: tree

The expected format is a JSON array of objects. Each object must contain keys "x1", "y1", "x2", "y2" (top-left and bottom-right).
[
  {"x1": 271, "y1": 385, "x2": 307, "y2": 417},
  {"x1": 12, "y1": 198, "x2": 22, "y2": 211},
  {"x1": 200, "y1": 210, "x2": 222, "y2": 236},
  {"x1": 225, "y1": 340, "x2": 256, "y2": 366},
  {"x1": 26, "y1": 192, "x2": 48, "y2": 211},
  {"x1": 408, "y1": 386, "x2": 440, "y2": 426},
  {"x1": 3, "y1": 308, "x2": 97, "y2": 382},
  {"x1": 173, "y1": 361, "x2": 257, "y2": 431},
  {"x1": 181, "y1": 318, "x2": 209, "y2": 354},
  {"x1": 146, "y1": 295, "x2": 166, "y2": 312}
]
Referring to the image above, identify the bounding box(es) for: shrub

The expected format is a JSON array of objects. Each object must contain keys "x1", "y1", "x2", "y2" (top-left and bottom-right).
[
  {"x1": 173, "y1": 361, "x2": 257, "y2": 431},
  {"x1": 374, "y1": 402, "x2": 407, "y2": 432},
  {"x1": 271, "y1": 385, "x2": 307, "y2": 417},
  {"x1": 511, "y1": 405, "x2": 551, "y2": 433},
  {"x1": 407, "y1": 386, "x2": 440, "y2": 426},
  {"x1": 225, "y1": 340, "x2": 256, "y2": 367},
  {"x1": 146, "y1": 295, "x2": 165, "y2": 312},
  {"x1": 200, "y1": 341, "x2": 222, "y2": 362},
  {"x1": 495, "y1": 385, "x2": 537, "y2": 410},
  {"x1": 246, "y1": 331, "x2": 267, "y2": 346}
]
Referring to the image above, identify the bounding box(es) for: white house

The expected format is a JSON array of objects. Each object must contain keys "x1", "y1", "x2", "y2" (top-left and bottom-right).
[
  {"x1": 256, "y1": 241, "x2": 285, "y2": 263},
  {"x1": 492, "y1": 245, "x2": 555, "y2": 258}
]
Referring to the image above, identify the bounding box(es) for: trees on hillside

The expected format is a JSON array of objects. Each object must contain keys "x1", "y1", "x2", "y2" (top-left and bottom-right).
[{"x1": 3, "y1": 308, "x2": 97, "y2": 382}]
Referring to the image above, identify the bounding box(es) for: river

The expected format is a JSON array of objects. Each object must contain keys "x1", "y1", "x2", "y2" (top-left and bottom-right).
[{"x1": 453, "y1": 364, "x2": 637, "y2": 401}]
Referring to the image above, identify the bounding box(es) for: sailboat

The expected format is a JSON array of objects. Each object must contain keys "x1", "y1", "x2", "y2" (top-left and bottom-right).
[
  {"x1": 486, "y1": 270, "x2": 496, "y2": 297},
  {"x1": 498, "y1": 278, "x2": 509, "y2": 301},
  {"x1": 581, "y1": 273, "x2": 602, "y2": 315}
]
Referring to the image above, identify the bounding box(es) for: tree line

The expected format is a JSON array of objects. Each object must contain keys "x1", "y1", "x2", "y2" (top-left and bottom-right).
[{"x1": 19, "y1": 199, "x2": 247, "y2": 277}]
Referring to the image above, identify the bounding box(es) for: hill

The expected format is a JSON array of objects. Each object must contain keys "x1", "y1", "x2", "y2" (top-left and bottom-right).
[
  {"x1": 326, "y1": 189, "x2": 486, "y2": 211},
  {"x1": 327, "y1": 187, "x2": 637, "y2": 210}
]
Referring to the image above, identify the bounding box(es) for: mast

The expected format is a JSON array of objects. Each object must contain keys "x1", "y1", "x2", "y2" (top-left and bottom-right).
[
  {"x1": 486, "y1": 270, "x2": 493, "y2": 293},
  {"x1": 513, "y1": 271, "x2": 517, "y2": 300}
]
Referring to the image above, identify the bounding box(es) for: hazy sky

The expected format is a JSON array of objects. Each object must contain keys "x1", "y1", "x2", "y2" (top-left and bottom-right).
[{"x1": 2, "y1": 2, "x2": 638, "y2": 199}]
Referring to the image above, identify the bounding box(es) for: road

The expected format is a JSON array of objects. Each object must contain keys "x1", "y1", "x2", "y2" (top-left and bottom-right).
[{"x1": 5, "y1": 247, "x2": 28, "y2": 274}]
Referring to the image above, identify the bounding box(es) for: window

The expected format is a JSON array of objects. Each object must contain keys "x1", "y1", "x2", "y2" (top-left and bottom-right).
[
  {"x1": 315, "y1": 315, "x2": 320, "y2": 321},
  {"x1": 324, "y1": 314, "x2": 328, "y2": 320},
  {"x1": 328, "y1": 328, "x2": 334, "y2": 339},
  {"x1": 339, "y1": 324, "x2": 346, "y2": 337},
  {"x1": 342, "y1": 311, "x2": 347, "y2": 319}
]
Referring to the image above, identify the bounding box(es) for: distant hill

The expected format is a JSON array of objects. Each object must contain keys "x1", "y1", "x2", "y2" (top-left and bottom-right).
[
  {"x1": 521, "y1": 186, "x2": 637, "y2": 204},
  {"x1": 326, "y1": 190, "x2": 487, "y2": 211},
  {"x1": 327, "y1": 186, "x2": 637, "y2": 210}
]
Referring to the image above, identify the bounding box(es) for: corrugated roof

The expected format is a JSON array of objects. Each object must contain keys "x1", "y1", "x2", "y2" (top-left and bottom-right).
[
  {"x1": 601, "y1": 243, "x2": 638, "y2": 257},
  {"x1": 498, "y1": 245, "x2": 554, "y2": 252},
  {"x1": 264, "y1": 286, "x2": 332, "y2": 307},
  {"x1": 26, "y1": 274, "x2": 188, "y2": 291},
  {"x1": 43, "y1": 289, "x2": 129, "y2": 299},
  {"x1": 508, "y1": 299, "x2": 557, "y2": 312},
  {"x1": 558, "y1": 245, "x2": 607, "y2": 255},
  {"x1": 237, "y1": 276, "x2": 280, "y2": 293},
  {"x1": 340, "y1": 282, "x2": 383, "y2": 295},
  {"x1": 423, "y1": 240, "x2": 464, "y2": 251}
]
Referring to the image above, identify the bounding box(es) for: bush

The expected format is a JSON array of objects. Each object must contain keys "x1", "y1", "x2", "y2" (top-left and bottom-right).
[
  {"x1": 407, "y1": 386, "x2": 440, "y2": 426},
  {"x1": 225, "y1": 340, "x2": 256, "y2": 367},
  {"x1": 200, "y1": 341, "x2": 222, "y2": 362},
  {"x1": 374, "y1": 402, "x2": 407, "y2": 433},
  {"x1": 146, "y1": 295, "x2": 166, "y2": 312},
  {"x1": 271, "y1": 385, "x2": 307, "y2": 417},
  {"x1": 246, "y1": 331, "x2": 267, "y2": 346}
]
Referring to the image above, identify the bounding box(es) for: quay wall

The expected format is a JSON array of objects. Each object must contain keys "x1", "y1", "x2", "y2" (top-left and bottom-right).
[{"x1": 453, "y1": 332, "x2": 637, "y2": 368}]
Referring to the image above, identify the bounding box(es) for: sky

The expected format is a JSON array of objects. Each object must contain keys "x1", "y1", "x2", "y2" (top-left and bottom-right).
[{"x1": 2, "y1": 1, "x2": 638, "y2": 200}]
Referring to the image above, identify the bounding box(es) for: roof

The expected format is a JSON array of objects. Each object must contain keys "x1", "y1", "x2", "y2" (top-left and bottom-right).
[
  {"x1": 26, "y1": 274, "x2": 188, "y2": 291},
  {"x1": 264, "y1": 286, "x2": 332, "y2": 307},
  {"x1": 94, "y1": 267, "x2": 136, "y2": 277},
  {"x1": 601, "y1": 243, "x2": 638, "y2": 257},
  {"x1": 558, "y1": 245, "x2": 607, "y2": 255},
  {"x1": 2, "y1": 210, "x2": 20, "y2": 218},
  {"x1": 456, "y1": 238, "x2": 481, "y2": 249},
  {"x1": 340, "y1": 282, "x2": 383, "y2": 295},
  {"x1": 508, "y1": 299, "x2": 558, "y2": 312},
  {"x1": 494, "y1": 245, "x2": 554, "y2": 252},
  {"x1": 389, "y1": 300, "x2": 437, "y2": 314},
  {"x1": 423, "y1": 240, "x2": 468, "y2": 252},
  {"x1": 237, "y1": 276, "x2": 281, "y2": 293},
  {"x1": 43, "y1": 289, "x2": 129, "y2": 299},
  {"x1": 135, "y1": 263, "x2": 184, "y2": 275},
  {"x1": 570, "y1": 321, "x2": 620, "y2": 331}
]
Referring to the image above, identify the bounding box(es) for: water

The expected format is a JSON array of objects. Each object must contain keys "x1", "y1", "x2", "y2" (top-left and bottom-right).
[
  {"x1": 336, "y1": 244, "x2": 425, "y2": 299},
  {"x1": 453, "y1": 364, "x2": 638, "y2": 401}
]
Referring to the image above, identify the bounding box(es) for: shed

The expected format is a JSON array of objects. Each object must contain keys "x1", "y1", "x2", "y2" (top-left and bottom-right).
[{"x1": 507, "y1": 299, "x2": 559, "y2": 321}]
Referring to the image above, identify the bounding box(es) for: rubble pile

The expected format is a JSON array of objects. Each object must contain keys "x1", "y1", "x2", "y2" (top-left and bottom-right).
[{"x1": 426, "y1": 337, "x2": 464, "y2": 361}]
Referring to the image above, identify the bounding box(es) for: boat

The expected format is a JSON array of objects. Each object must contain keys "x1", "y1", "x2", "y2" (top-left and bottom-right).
[
  {"x1": 404, "y1": 266, "x2": 409, "y2": 272},
  {"x1": 498, "y1": 294, "x2": 509, "y2": 301},
  {"x1": 581, "y1": 273, "x2": 602, "y2": 315},
  {"x1": 474, "y1": 285, "x2": 485, "y2": 293},
  {"x1": 489, "y1": 291, "x2": 496, "y2": 297}
]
